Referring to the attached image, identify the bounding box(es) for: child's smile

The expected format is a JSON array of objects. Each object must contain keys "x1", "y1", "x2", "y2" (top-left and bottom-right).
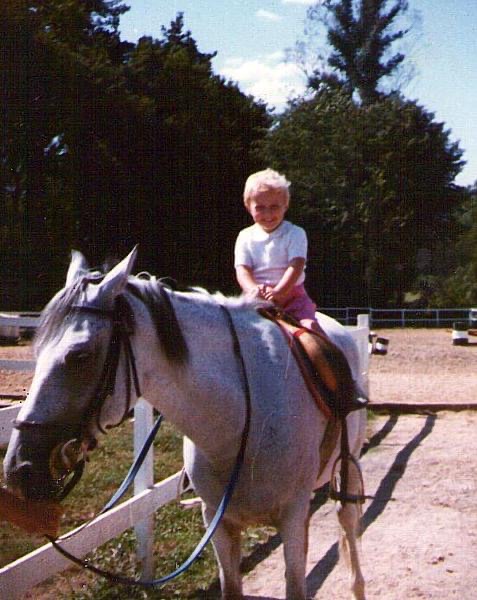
[{"x1": 248, "y1": 189, "x2": 287, "y2": 233}]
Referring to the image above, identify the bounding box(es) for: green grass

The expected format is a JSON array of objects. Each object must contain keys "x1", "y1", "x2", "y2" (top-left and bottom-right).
[
  {"x1": 0, "y1": 420, "x2": 220, "y2": 598},
  {"x1": 0, "y1": 419, "x2": 279, "y2": 599}
]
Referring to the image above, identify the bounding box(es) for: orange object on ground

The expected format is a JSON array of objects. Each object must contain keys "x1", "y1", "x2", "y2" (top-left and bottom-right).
[{"x1": 0, "y1": 487, "x2": 62, "y2": 537}]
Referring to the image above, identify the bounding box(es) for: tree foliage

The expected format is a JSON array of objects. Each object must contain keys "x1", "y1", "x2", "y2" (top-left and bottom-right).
[
  {"x1": 307, "y1": 0, "x2": 410, "y2": 103},
  {"x1": 258, "y1": 88, "x2": 464, "y2": 306},
  {"x1": 0, "y1": 0, "x2": 133, "y2": 304},
  {"x1": 1, "y1": 5, "x2": 269, "y2": 308},
  {"x1": 431, "y1": 186, "x2": 477, "y2": 306},
  {"x1": 0, "y1": 2, "x2": 469, "y2": 311}
]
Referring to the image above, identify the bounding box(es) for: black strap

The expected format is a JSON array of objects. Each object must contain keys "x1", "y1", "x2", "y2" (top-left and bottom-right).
[{"x1": 329, "y1": 418, "x2": 366, "y2": 505}]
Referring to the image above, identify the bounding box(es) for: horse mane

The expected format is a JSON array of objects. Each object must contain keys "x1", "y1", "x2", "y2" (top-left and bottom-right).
[
  {"x1": 127, "y1": 278, "x2": 189, "y2": 365},
  {"x1": 34, "y1": 274, "x2": 189, "y2": 366}
]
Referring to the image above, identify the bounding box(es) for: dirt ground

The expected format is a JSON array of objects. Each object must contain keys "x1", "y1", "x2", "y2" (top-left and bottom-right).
[
  {"x1": 368, "y1": 328, "x2": 477, "y2": 407},
  {"x1": 242, "y1": 329, "x2": 477, "y2": 599},
  {"x1": 1, "y1": 329, "x2": 477, "y2": 599}
]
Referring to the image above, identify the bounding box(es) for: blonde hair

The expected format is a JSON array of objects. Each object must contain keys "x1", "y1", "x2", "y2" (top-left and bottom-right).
[{"x1": 243, "y1": 168, "x2": 291, "y2": 208}]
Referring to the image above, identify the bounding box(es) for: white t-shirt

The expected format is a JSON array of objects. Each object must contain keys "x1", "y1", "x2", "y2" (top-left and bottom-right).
[{"x1": 234, "y1": 220, "x2": 307, "y2": 286}]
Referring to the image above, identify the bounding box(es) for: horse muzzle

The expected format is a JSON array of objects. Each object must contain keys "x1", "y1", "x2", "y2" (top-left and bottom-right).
[
  {"x1": 5, "y1": 457, "x2": 64, "y2": 501},
  {"x1": 4, "y1": 424, "x2": 95, "y2": 501}
]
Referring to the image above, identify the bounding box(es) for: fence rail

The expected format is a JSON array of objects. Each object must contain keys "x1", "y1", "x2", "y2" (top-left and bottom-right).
[
  {"x1": 0, "y1": 470, "x2": 182, "y2": 599},
  {"x1": 321, "y1": 307, "x2": 477, "y2": 328},
  {"x1": 0, "y1": 312, "x2": 40, "y2": 328},
  {"x1": 2, "y1": 309, "x2": 476, "y2": 336}
]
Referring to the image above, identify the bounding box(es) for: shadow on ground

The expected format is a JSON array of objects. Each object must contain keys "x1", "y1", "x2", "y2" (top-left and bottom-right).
[{"x1": 196, "y1": 413, "x2": 436, "y2": 599}]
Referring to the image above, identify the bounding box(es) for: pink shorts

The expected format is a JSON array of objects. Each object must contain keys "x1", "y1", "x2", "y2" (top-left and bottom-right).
[{"x1": 280, "y1": 284, "x2": 317, "y2": 322}]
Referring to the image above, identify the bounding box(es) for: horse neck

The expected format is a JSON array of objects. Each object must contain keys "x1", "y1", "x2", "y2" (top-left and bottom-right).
[{"x1": 134, "y1": 292, "x2": 247, "y2": 459}]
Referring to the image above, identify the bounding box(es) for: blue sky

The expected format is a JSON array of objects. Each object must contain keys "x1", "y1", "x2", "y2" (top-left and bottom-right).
[{"x1": 118, "y1": 0, "x2": 477, "y2": 187}]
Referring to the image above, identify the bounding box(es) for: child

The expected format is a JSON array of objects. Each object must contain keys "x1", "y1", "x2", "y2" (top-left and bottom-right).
[
  {"x1": 234, "y1": 168, "x2": 323, "y2": 334},
  {"x1": 234, "y1": 168, "x2": 367, "y2": 410}
]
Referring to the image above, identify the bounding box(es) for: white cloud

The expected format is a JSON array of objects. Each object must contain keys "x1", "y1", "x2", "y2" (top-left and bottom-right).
[
  {"x1": 219, "y1": 53, "x2": 307, "y2": 111},
  {"x1": 256, "y1": 9, "x2": 283, "y2": 22},
  {"x1": 281, "y1": 0, "x2": 317, "y2": 5}
]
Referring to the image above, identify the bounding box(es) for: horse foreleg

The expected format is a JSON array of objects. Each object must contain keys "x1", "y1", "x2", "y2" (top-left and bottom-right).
[
  {"x1": 203, "y1": 506, "x2": 243, "y2": 599},
  {"x1": 278, "y1": 497, "x2": 310, "y2": 600},
  {"x1": 336, "y1": 466, "x2": 366, "y2": 600}
]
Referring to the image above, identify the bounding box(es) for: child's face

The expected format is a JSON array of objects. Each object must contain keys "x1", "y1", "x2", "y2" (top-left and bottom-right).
[{"x1": 247, "y1": 188, "x2": 288, "y2": 233}]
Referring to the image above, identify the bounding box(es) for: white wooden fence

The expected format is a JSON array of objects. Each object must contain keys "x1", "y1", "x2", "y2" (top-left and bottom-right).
[
  {"x1": 0, "y1": 313, "x2": 39, "y2": 343},
  {"x1": 0, "y1": 316, "x2": 369, "y2": 599},
  {"x1": 322, "y1": 306, "x2": 477, "y2": 327}
]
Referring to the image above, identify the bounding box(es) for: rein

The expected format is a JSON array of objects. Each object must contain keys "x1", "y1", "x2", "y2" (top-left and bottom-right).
[{"x1": 46, "y1": 302, "x2": 252, "y2": 589}]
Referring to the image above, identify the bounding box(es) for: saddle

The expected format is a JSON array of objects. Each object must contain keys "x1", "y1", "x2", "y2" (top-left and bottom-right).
[
  {"x1": 258, "y1": 307, "x2": 364, "y2": 420},
  {"x1": 259, "y1": 307, "x2": 367, "y2": 480}
]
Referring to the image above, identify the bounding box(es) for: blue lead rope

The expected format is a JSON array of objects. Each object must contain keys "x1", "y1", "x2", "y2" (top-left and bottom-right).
[
  {"x1": 47, "y1": 304, "x2": 252, "y2": 588},
  {"x1": 99, "y1": 412, "x2": 164, "y2": 516}
]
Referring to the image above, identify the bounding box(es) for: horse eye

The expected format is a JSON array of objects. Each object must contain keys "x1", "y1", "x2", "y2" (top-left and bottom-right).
[{"x1": 66, "y1": 349, "x2": 91, "y2": 364}]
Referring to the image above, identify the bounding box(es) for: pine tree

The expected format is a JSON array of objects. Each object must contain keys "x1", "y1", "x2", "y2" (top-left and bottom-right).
[{"x1": 310, "y1": 0, "x2": 409, "y2": 104}]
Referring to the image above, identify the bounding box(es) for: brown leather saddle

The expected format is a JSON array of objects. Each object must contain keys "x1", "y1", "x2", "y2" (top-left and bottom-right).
[{"x1": 258, "y1": 307, "x2": 364, "y2": 419}]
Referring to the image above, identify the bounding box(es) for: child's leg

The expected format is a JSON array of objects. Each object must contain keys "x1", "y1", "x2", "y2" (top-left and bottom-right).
[
  {"x1": 283, "y1": 285, "x2": 330, "y2": 338},
  {"x1": 300, "y1": 317, "x2": 328, "y2": 337}
]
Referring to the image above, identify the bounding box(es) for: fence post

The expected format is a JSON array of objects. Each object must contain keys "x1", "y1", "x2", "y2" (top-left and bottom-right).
[
  {"x1": 353, "y1": 314, "x2": 370, "y2": 397},
  {"x1": 133, "y1": 399, "x2": 155, "y2": 579},
  {"x1": 357, "y1": 314, "x2": 369, "y2": 329}
]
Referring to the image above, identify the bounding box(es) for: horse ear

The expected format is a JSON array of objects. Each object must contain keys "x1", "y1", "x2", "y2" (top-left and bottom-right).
[
  {"x1": 99, "y1": 246, "x2": 138, "y2": 297},
  {"x1": 66, "y1": 250, "x2": 90, "y2": 287}
]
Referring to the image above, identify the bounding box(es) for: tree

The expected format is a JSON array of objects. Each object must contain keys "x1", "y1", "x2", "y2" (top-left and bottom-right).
[
  {"x1": 124, "y1": 14, "x2": 270, "y2": 289},
  {"x1": 305, "y1": 0, "x2": 411, "y2": 104},
  {"x1": 0, "y1": 0, "x2": 135, "y2": 307},
  {"x1": 258, "y1": 89, "x2": 464, "y2": 306},
  {"x1": 431, "y1": 185, "x2": 477, "y2": 306},
  {"x1": 1, "y1": 7, "x2": 269, "y2": 307}
]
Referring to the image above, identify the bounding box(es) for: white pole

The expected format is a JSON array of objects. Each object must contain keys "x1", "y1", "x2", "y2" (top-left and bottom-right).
[
  {"x1": 133, "y1": 399, "x2": 155, "y2": 580},
  {"x1": 350, "y1": 314, "x2": 370, "y2": 397},
  {"x1": 357, "y1": 314, "x2": 369, "y2": 329}
]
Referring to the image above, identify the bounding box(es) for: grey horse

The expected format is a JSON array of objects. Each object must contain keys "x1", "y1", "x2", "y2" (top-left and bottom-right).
[{"x1": 4, "y1": 248, "x2": 366, "y2": 599}]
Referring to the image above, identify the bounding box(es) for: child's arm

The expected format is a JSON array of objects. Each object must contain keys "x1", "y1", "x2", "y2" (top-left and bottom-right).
[
  {"x1": 262, "y1": 257, "x2": 305, "y2": 304},
  {"x1": 235, "y1": 265, "x2": 261, "y2": 296}
]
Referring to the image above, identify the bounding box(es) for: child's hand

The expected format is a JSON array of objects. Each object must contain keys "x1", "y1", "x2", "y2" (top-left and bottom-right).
[
  {"x1": 262, "y1": 286, "x2": 287, "y2": 304},
  {"x1": 246, "y1": 284, "x2": 267, "y2": 299}
]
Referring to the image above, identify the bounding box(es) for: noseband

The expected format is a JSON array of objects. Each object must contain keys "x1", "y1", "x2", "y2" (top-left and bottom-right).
[{"x1": 13, "y1": 295, "x2": 142, "y2": 499}]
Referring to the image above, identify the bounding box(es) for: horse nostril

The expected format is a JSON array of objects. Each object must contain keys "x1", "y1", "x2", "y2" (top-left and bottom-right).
[
  {"x1": 8, "y1": 461, "x2": 34, "y2": 491},
  {"x1": 8, "y1": 460, "x2": 58, "y2": 501},
  {"x1": 12, "y1": 460, "x2": 33, "y2": 477}
]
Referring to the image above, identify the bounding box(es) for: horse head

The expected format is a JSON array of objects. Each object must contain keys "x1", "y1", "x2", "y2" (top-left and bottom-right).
[{"x1": 3, "y1": 247, "x2": 139, "y2": 501}]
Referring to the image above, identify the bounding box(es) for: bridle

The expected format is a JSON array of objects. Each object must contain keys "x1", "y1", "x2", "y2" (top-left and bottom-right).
[
  {"x1": 71, "y1": 295, "x2": 142, "y2": 436},
  {"x1": 15, "y1": 290, "x2": 253, "y2": 588},
  {"x1": 13, "y1": 293, "x2": 144, "y2": 500},
  {"x1": 46, "y1": 303, "x2": 252, "y2": 588}
]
